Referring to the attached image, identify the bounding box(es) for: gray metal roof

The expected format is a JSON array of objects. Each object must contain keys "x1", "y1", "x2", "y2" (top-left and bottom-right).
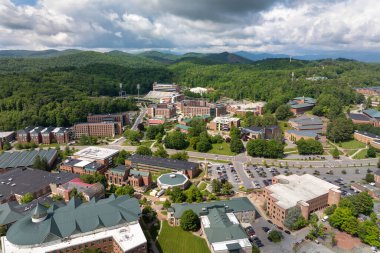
[
  {"x1": 0, "y1": 149, "x2": 57, "y2": 169},
  {"x1": 6, "y1": 195, "x2": 141, "y2": 246},
  {"x1": 171, "y1": 197, "x2": 255, "y2": 219},
  {"x1": 129, "y1": 154, "x2": 199, "y2": 171},
  {"x1": 0, "y1": 168, "x2": 77, "y2": 202}
]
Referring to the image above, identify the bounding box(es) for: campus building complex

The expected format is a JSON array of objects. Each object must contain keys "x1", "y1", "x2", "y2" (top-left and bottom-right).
[
  {"x1": 289, "y1": 115, "x2": 325, "y2": 133},
  {"x1": 17, "y1": 127, "x2": 72, "y2": 144},
  {"x1": 105, "y1": 165, "x2": 152, "y2": 190},
  {"x1": 74, "y1": 122, "x2": 120, "y2": 138},
  {"x1": 87, "y1": 113, "x2": 129, "y2": 134},
  {"x1": 1, "y1": 195, "x2": 147, "y2": 253},
  {"x1": 168, "y1": 198, "x2": 256, "y2": 253},
  {"x1": 125, "y1": 154, "x2": 200, "y2": 179},
  {"x1": 73, "y1": 147, "x2": 119, "y2": 167},
  {"x1": 147, "y1": 103, "x2": 176, "y2": 119},
  {"x1": 176, "y1": 100, "x2": 226, "y2": 117},
  {"x1": 353, "y1": 130, "x2": 380, "y2": 149},
  {"x1": 264, "y1": 174, "x2": 341, "y2": 227}
]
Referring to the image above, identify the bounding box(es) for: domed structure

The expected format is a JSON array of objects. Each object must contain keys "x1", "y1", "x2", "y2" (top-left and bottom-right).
[{"x1": 157, "y1": 173, "x2": 189, "y2": 190}]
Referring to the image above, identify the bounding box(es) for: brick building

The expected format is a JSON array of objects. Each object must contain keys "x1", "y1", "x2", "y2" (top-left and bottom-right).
[
  {"x1": 289, "y1": 115, "x2": 325, "y2": 133},
  {"x1": 73, "y1": 147, "x2": 119, "y2": 167},
  {"x1": 147, "y1": 118, "x2": 166, "y2": 126},
  {"x1": 226, "y1": 102, "x2": 265, "y2": 116},
  {"x1": 288, "y1": 97, "x2": 316, "y2": 115},
  {"x1": 355, "y1": 86, "x2": 380, "y2": 96},
  {"x1": 87, "y1": 113, "x2": 129, "y2": 134},
  {"x1": 285, "y1": 130, "x2": 320, "y2": 142},
  {"x1": 240, "y1": 126, "x2": 281, "y2": 140},
  {"x1": 16, "y1": 126, "x2": 34, "y2": 144},
  {"x1": 105, "y1": 165, "x2": 152, "y2": 190},
  {"x1": 59, "y1": 158, "x2": 106, "y2": 175},
  {"x1": 0, "y1": 168, "x2": 76, "y2": 204},
  {"x1": 0, "y1": 132, "x2": 15, "y2": 150},
  {"x1": 353, "y1": 130, "x2": 380, "y2": 145},
  {"x1": 264, "y1": 174, "x2": 341, "y2": 228},
  {"x1": 50, "y1": 178, "x2": 105, "y2": 202},
  {"x1": 2, "y1": 195, "x2": 147, "y2": 253},
  {"x1": 147, "y1": 103, "x2": 176, "y2": 119},
  {"x1": 74, "y1": 122, "x2": 119, "y2": 138},
  {"x1": 125, "y1": 154, "x2": 200, "y2": 179},
  {"x1": 176, "y1": 100, "x2": 226, "y2": 117},
  {"x1": 209, "y1": 117, "x2": 240, "y2": 132}
]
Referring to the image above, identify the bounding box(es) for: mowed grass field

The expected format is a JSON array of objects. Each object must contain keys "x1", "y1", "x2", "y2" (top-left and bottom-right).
[
  {"x1": 339, "y1": 140, "x2": 366, "y2": 149},
  {"x1": 157, "y1": 221, "x2": 210, "y2": 253}
]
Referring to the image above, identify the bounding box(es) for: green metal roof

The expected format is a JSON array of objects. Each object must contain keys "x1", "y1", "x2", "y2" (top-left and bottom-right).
[
  {"x1": 171, "y1": 197, "x2": 255, "y2": 219},
  {"x1": 6, "y1": 195, "x2": 141, "y2": 246},
  {"x1": 110, "y1": 165, "x2": 127, "y2": 175},
  {"x1": 175, "y1": 124, "x2": 191, "y2": 130},
  {"x1": 204, "y1": 207, "x2": 247, "y2": 243},
  {"x1": 157, "y1": 173, "x2": 188, "y2": 186},
  {"x1": 130, "y1": 169, "x2": 149, "y2": 177},
  {"x1": 0, "y1": 203, "x2": 24, "y2": 226}
]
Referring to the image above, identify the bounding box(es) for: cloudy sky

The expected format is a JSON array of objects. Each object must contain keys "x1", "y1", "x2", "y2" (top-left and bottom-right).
[{"x1": 1, "y1": 0, "x2": 379, "y2": 54}]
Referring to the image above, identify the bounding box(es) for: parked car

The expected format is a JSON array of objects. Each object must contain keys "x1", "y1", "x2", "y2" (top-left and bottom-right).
[{"x1": 262, "y1": 227, "x2": 270, "y2": 233}]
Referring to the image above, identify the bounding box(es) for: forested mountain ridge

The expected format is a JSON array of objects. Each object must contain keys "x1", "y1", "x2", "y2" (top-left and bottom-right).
[{"x1": 0, "y1": 49, "x2": 379, "y2": 131}]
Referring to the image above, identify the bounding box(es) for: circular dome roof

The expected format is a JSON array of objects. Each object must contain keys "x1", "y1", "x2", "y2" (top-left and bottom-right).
[{"x1": 157, "y1": 173, "x2": 188, "y2": 187}]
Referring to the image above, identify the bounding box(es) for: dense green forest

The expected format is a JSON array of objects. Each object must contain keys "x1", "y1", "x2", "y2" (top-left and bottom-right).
[{"x1": 0, "y1": 50, "x2": 379, "y2": 131}]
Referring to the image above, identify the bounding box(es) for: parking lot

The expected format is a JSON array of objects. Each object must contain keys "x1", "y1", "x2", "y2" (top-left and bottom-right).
[{"x1": 209, "y1": 160, "x2": 372, "y2": 195}]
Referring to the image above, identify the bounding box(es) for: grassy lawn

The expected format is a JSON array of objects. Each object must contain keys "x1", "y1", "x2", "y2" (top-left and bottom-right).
[
  {"x1": 140, "y1": 140, "x2": 155, "y2": 148},
  {"x1": 353, "y1": 149, "x2": 368, "y2": 159},
  {"x1": 190, "y1": 157, "x2": 230, "y2": 164},
  {"x1": 157, "y1": 221, "x2": 210, "y2": 253},
  {"x1": 346, "y1": 149, "x2": 359, "y2": 156},
  {"x1": 338, "y1": 140, "x2": 366, "y2": 149},
  {"x1": 198, "y1": 182, "x2": 207, "y2": 191},
  {"x1": 187, "y1": 142, "x2": 235, "y2": 156}
]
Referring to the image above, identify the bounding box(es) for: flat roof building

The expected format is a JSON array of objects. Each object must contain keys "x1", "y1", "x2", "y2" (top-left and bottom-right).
[
  {"x1": 1, "y1": 195, "x2": 147, "y2": 253},
  {"x1": 288, "y1": 97, "x2": 316, "y2": 115},
  {"x1": 264, "y1": 174, "x2": 341, "y2": 227},
  {"x1": 0, "y1": 168, "x2": 77, "y2": 204},
  {"x1": 73, "y1": 146, "x2": 119, "y2": 167}
]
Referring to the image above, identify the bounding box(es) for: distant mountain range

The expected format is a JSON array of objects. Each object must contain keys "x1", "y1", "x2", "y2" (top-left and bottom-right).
[{"x1": 0, "y1": 49, "x2": 379, "y2": 63}]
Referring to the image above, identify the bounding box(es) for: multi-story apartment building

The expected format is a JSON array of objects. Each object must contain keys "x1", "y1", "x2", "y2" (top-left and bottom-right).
[
  {"x1": 29, "y1": 127, "x2": 44, "y2": 144},
  {"x1": 147, "y1": 103, "x2": 176, "y2": 118},
  {"x1": 264, "y1": 174, "x2": 341, "y2": 228},
  {"x1": 1, "y1": 195, "x2": 147, "y2": 253},
  {"x1": 105, "y1": 165, "x2": 152, "y2": 190},
  {"x1": 176, "y1": 100, "x2": 226, "y2": 117},
  {"x1": 0, "y1": 132, "x2": 15, "y2": 150},
  {"x1": 125, "y1": 154, "x2": 199, "y2": 179},
  {"x1": 73, "y1": 122, "x2": 119, "y2": 138},
  {"x1": 87, "y1": 113, "x2": 129, "y2": 134},
  {"x1": 16, "y1": 126, "x2": 34, "y2": 144}
]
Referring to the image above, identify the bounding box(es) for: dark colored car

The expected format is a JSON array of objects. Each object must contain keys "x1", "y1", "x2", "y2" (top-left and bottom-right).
[
  {"x1": 262, "y1": 227, "x2": 270, "y2": 233},
  {"x1": 285, "y1": 230, "x2": 291, "y2": 235}
]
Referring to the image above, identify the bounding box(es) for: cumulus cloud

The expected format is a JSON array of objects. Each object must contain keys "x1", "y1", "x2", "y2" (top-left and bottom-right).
[{"x1": 0, "y1": 0, "x2": 379, "y2": 53}]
